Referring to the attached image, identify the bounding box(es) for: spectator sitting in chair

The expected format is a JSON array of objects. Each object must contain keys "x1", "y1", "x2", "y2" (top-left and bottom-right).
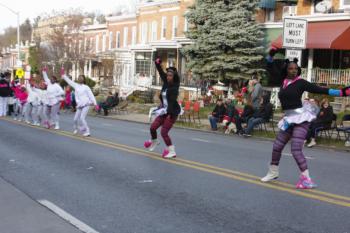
[
  {"x1": 235, "y1": 98, "x2": 255, "y2": 135},
  {"x1": 306, "y1": 98, "x2": 333, "y2": 148},
  {"x1": 243, "y1": 95, "x2": 273, "y2": 137},
  {"x1": 98, "y1": 91, "x2": 119, "y2": 116},
  {"x1": 223, "y1": 99, "x2": 239, "y2": 134},
  {"x1": 208, "y1": 99, "x2": 226, "y2": 131}
]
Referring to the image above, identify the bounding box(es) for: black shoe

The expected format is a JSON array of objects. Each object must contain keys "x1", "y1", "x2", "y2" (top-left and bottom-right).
[{"x1": 242, "y1": 133, "x2": 252, "y2": 137}]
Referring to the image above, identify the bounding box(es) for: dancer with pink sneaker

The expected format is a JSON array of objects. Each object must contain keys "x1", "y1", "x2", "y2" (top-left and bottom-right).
[
  {"x1": 262, "y1": 54, "x2": 350, "y2": 189},
  {"x1": 144, "y1": 58, "x2": 181, "y2": 159}
]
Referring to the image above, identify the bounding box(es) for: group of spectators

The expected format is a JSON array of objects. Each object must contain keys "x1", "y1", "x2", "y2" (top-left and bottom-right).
[
  {"x1": 208, "y1": 94, "x2": 336, "y2": 144},
  {"x1": 208, "y1": 75, "x2": 273, "y2": 137},
  {"x1": 208, "y1": 95, "x2": 273, "y2": 137}
]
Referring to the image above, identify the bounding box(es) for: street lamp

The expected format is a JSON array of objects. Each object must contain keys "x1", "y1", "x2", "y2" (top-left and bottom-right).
[{"x1": 0, "y1": 3, "x2": 21, "y2": 68}]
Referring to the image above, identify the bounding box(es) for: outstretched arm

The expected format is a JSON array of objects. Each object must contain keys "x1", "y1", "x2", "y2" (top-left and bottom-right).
[
  {"x1": 42, "y1": 71, "x2": 52, "y2": 86},
  {"x1": 155, "y1": 58, "x2": 167, "y2": 84},
  {"x1": 303, "y1": 79, "x2": 350, "y2": 97},
  {"x1": 62, "y1": 75, "x2": 78, "y2": 89}
]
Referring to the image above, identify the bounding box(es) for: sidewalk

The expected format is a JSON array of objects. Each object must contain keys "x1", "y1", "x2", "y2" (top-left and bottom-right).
[{"x1": 0, "y1": 177, "x2": 82, "y2": 233}]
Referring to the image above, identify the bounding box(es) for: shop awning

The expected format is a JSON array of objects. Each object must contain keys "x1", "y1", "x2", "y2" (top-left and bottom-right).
[
  {"x1": 271, "y1": 20, "x2": 350, "y2": 50},
  {"x1": 260, "y1": 0, "x2": 276, "y2": 9}
]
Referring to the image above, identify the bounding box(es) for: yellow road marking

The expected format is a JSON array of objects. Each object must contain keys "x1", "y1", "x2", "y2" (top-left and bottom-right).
[{"x1": 2, "y1": 118, "x2": 350, "y2": 208}]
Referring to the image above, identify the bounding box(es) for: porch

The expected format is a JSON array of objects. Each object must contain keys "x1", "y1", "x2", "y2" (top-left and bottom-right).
[{"x1": 301, "y1": 68, "x2": 350, "y2": 85}]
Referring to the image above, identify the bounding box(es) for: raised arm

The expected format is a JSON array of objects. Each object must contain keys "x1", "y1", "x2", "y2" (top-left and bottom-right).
[
  {"x1": 62, "y1": 75, "x2": 78, "y2": 89},
  {"x1": 155, "y1": 58, "x2": 167, "y2": 84},
  {"x1": 42, "y1": 71, "x2": 52, "y2": 86}
]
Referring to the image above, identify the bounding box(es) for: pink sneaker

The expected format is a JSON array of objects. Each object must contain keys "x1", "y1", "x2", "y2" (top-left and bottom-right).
[
  {"x1": 296, "y1": 175, "x2": 317, "y2": 189},
  {"x1": 144, "y1": 140, "x2": 152, "y2": 148},
  {"x1": 162, "y1": 149, "x2": 170, "y2": 157},
  {"x1": 43, "y1": 121, "x2": 50, "y2": 129},
  {"x1": 144, "y1": 139, "x2": 159, "y2": 151}
]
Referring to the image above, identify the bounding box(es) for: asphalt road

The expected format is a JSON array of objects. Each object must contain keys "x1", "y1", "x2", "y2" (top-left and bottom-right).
[{"x1": 0, "y1": 113, "x2": 349, "y2": 233}]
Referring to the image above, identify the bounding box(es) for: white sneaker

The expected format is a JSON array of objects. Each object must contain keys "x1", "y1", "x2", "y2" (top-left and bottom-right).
[
  {"x1": 54, "y1": 124, "x2": 60, "y2": 130},
  {"x1": 261, "y1": 165, "x2": 279, "y2": 182},
  {"x1": 162, "y1": 145, "x2": 177, "y2": 159},
  {"x1": 73, "y1": 129, "x2": 78, "y2": 134},
  {"x1": 83, "y1": 132, "x2": 90, "y2": 137},
  {"x1": 307, "y1": 139, "x2": 316, "y2": 148},
  {"x1": 345, "y1": 141, "x2": 350, "y2": 147}
]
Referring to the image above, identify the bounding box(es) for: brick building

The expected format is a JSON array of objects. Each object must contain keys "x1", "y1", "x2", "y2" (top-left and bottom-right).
[{"x1": 270, "y1": 0, "x2": 350, "y2": 87}]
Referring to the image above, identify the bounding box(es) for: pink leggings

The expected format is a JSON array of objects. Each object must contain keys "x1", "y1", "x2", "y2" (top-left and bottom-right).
[{"x1": 150, "y1": 114, "x2": 177, "y2": 146}]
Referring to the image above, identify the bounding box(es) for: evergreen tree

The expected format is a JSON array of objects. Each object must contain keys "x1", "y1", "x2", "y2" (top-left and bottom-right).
[{"x1": 182, "y1": 0, "x2": 264, "y2": 80}]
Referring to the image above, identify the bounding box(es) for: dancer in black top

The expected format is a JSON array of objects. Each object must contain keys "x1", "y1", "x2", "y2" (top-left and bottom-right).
[
  {"x1": 144, "y1": 58, "x2": 181, "y2": 159},
  {"x1": 261, "y1": 52, "x2": 350, "y2": 189}
]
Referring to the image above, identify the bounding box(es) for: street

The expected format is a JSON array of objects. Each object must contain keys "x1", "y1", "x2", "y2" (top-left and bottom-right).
[{"x1": 0, "y1": 114, "x2": 350, "y2": 233}]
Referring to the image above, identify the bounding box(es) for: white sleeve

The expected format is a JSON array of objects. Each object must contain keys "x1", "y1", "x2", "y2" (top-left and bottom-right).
[
  {"x1": 62, "y1": 75, "x2": 78, "y2": 89},
  {"x1": 26, "y1": 82, "x2": 33, "y2": 93},
  {"x1": 42, "y1": 71, "x2": 52, "y2": 86},
  {"x1": 86, "y1": 86, "x2": 97, "y2": 105}
]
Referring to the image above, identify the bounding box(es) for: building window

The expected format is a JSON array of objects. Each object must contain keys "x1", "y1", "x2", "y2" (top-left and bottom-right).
[
  {"x1": 95, "y1": 35, "x2": 100, "y2": 52},
  {"x1": 172, "y1": 16, "x2": 178, "y2": 38},
  {"x1": 84, "y1": 38, "x2": 87, "y2": 52},
  {"x1": 341, "y1": 0, "x2": 350, "y2": 8},
  {"x1": 132, "y1": 26, "x2": 137, "y2": 45},
  {"x1": 151, "y1": 21, "x2": 157, "y2": 41},
  {"x1": 90, "y1": 37, "x2": 94, "y2": 52},
  {"x1": 116, "y1": 31, "x2": 120, "y2": 48},
  {"x1": 109, "y1": 31, "x2": 113, "y2": 49},
  {"x1": 161, "y1": 16, "x2": 167, "y2": 39},
  {"x1": 102, "y1": 33, "x2": 106, "y2": 52},
  {"x1": 184, "y1": 17, "x2": 188, "y2": 32},
  {"x1": 265, "y1": 9, "x2": 274, "y2": 22},
  {"x1": 123, "y1": 27, "x2": 128, "y2": 47},
  {"x1": 141, "y1": 22, "x2": 148, "y2": 44},
  {"x1": 135, "y1": 52, "x2": 151, "y2": 77}
]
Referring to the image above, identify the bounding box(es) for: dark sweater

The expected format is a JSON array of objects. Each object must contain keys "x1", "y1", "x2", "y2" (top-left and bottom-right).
[
  {"x1": 0, "y1": 79, "x2": 12, "y2": 97},
  {"x1": 279, "y1": 79, "x2": 329, "y2": 110},
  {"x1": 212, "y1": 105, "x2": 227, "y2": 119},
  {"x1": 253, "y1": 103, "x2": 273, "y2": 121},
  {"x1": 155, "y1": 63, "x2": 181, "y2": 116},
  {"x1": 315, "y1": 106, "x2": 334, "y2": 126}
]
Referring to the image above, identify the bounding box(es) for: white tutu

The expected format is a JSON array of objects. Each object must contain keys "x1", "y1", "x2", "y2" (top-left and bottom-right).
[{"x1": 278, "y1": 102, "x2": 318, "y2": 131}]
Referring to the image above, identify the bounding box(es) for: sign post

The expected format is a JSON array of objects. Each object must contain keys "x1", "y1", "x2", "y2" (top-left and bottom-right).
[
  {"x1": 282, "y1": 18, "x2": 307, "y2": 49},
  {"x1": 283, "y1": 18, "x2": 307, "y2": 64},
  {"x1": 16, "y1": 68, "x2": 24, "y2": 79}
]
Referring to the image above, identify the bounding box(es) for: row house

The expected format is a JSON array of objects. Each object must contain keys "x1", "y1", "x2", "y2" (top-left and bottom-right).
[
  {"x1": 0, "y1": 42, "x2": 33, "y2": 78},
  {"x1": 270, "y1": 0, "x2": 350, "y2": 86},
  {"x1": 76, "y1": 0, "x2": 193, "y2": 97},
  {"x1": 257, "y1": 0, "x2": 299, "y2": 52}
]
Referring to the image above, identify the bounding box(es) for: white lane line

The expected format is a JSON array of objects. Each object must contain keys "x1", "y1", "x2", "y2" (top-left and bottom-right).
[
  {"x1": 140, "y1": 129, "x2": 149, "y2": 133},
  {"x1": 38, "y1": 200, "x2": 100, "y2": 233},
  {"x1": 191, "y1": 138, "x2": 211, "y2": 143},
  {"x1": 283, "y1": 153, "x2": 314, "y2": 160}
]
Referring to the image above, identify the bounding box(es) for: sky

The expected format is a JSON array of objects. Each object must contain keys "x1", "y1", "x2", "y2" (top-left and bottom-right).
[{"x1": 0, "y1": 0, "x2": 137, "y2": 32}]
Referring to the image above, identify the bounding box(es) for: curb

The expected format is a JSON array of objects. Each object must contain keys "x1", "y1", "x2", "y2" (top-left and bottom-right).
[{"x1": 91, "y1": 114, "x2": 350, "y2": 153}]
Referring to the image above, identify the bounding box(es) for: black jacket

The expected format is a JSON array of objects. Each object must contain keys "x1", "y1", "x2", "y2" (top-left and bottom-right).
[
  {"x1": 212, "y1": 104, "x2": 227, "y2": 119},
  {"x1": 315, "y1": 106, "x2": 333, "y2": 127},
  {"x1": 156, "y1": 62, "x2": 181, "y2": 116},
  {"x1": 0, "y1": 79, "x2": 12, "y2": 97},
  {"x1": 253, "y1": 97, "x2": 273, "y2": 121}
]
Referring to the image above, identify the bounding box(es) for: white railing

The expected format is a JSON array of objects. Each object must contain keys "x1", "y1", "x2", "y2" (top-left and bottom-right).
[{"x1": 301, "y1": 68, "x2": 350, "y2": 86}]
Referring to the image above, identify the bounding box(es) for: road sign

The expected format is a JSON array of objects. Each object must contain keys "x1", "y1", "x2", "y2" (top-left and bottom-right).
[
  {"x1": 285, "y1": 49, "x2": 302, "y2": 66},
  {"x1": 16, "y1": 68, "x2": 24, "y2": 79},
  {"x1": 283, "y1": 18, "x2": 308, "y2": 49}
]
